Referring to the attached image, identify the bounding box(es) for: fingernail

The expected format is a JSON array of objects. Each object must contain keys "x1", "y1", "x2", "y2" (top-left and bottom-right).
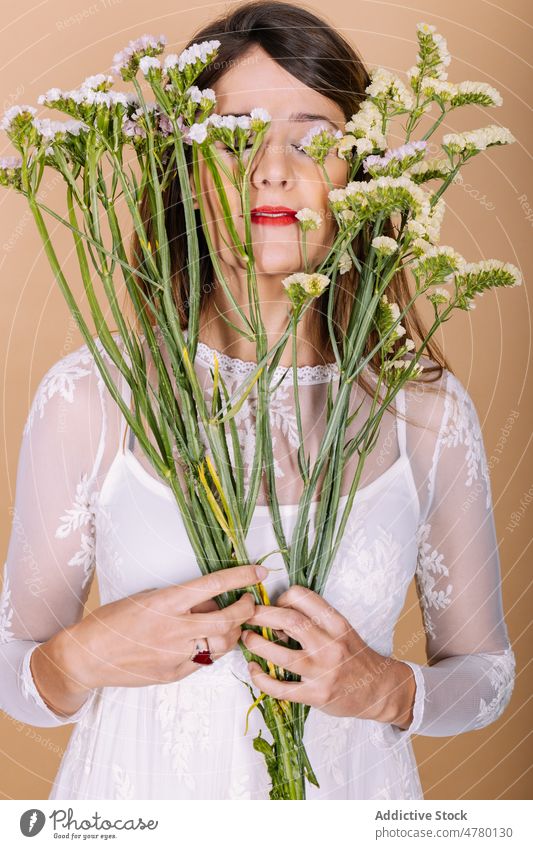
[{"x1": 255, "y1": 564, "x2": 268, "y2": 579}]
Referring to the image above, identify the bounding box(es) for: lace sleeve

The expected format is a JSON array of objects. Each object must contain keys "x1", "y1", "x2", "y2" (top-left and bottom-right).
[
  {"x1": 386, "y1": 370, "x2": 515, "y2": 744},
  {"x1": 0, "y1": 342, "x2": 109, "y2": 727}
]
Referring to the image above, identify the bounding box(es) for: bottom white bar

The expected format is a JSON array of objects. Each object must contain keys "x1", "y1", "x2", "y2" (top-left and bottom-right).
[{"x1": 2, "y1": 799, "x2": 529, "y2": 848}]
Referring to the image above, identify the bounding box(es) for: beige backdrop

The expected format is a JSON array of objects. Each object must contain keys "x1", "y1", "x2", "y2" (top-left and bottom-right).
[{"x1": 0, "y1": 0, "x2": 531, "y2": 800}]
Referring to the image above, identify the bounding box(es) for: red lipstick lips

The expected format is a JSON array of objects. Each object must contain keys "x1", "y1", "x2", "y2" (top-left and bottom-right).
[{"x1": 250, "y1": 205, "x2": 298, "y2": 226}]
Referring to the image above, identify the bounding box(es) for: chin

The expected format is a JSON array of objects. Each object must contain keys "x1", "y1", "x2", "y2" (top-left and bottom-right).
[{"x1": 251, "y1": 244, "x2": 305, "y2": 277}]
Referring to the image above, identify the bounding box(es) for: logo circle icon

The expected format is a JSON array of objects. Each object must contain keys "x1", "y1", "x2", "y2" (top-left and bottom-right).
[{"x1": 20, "y1": 809, "x2": 46, "y2": 837}]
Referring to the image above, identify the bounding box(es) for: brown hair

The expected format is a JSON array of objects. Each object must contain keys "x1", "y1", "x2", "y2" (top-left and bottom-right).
[{"x1": 129, "y1": 0, "x2": 452, "y2": 404}]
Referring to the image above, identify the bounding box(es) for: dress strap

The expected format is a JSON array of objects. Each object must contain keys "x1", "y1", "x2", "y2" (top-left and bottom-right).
[{"x1": 395, "y1": 387, "x2": 408, "y2": 457}]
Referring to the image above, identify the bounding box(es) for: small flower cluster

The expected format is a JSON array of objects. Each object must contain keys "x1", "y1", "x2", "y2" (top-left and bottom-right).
[
  {"x1": 384, "y1": 358, "x2": 424, "y2": 385},
  {"x1": 184, "y1": 107, "x2": 272, "y2": 151},
  {"x1": 363, "y1": 140, "x2": 427, "y2": 178},
  {"x1": 453, "y1": 260, "x2": 522, "y2": 310},
  {"x1": 328, "y1": 175, "x2": 430, "y2": 226},
  {"x1": 0, "y1": 105, "x2": 37, "y2": 142},
  {"x1": 342, "y1": 101, "x2": 387, "y2": 156},
  {"x1": 371, "y1": 235, "x2": 398, "y2": 256},
  {"x1": 37, "y1": 77, "x2": 136, "y2": 125},
  {"x1": 427, "y1": 287, "x2": 452, "y2": 309},
  {"x1": 442, "y1": 125, "x2": 515, "y2": 156},
  {"x1": 365, "y1": 68, "x2": 414, "y2": 115},
  {"x1": 449, "y1": 81, "x2": 503, "y2": 109},
  {"x1": 121, "y1": 102, "x2": 176, "y2": 145},
  {"x1": 161, "y1": 41, "x2": 222, "y2": 99},
  {"x1": 405, "y1": 196, "x2": 446, "y2": 242},
  {"x1": 0, "y1": 154, "x2": 24, "y2": 189},
  {"x1": 295, "y1": 207, "x2": 323, "y2": 231},
  {"x1": 179, "y1": 85, "x2": 217, "y2": 125},
  {"x1": 405, "y1": 157, "x2": 453, "y2": 184},
  {"x1": 375, "y1": 293, "x2": 406, "y2": 353},
  {"x1": 281, "y1": 272, "x2": 330, "y2": 308},
  {"x1": 338, "y1": 251, "x2": 353, "y2": 274},
  {"x1": 111, "y1": 34, "x2": 168, "y2": 81},
  {"x1": 298, "y1": 125, "x2": 343, "y2": 165},
  {"x1": 411, "y1": 243, "x2": 466, "y2": 283},
  {"x1": 408, "y1": 22, "x2": 451, "y2": 88},
  {"x1": 375, "y1": 295, "x2": 423, "y2": 385}
]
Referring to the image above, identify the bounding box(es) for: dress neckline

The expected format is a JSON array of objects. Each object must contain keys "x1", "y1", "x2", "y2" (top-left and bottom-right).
[
  {"x1": 194, "y1": 338, "x2": 340, "y2": 385},
  {"x1": 150, "y1": 326, "x2": 341, "y2": 386}
]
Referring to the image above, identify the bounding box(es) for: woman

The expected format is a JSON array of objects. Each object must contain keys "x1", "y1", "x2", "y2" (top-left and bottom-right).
[{"x1": 0, "y1": 1, "x2": 515, "y2": 800}]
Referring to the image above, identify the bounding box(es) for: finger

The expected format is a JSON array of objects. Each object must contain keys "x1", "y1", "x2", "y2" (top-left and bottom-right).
[
  {"x1": 177, "y1": 564, "x2": 266, "y2": 611},
  {"x1": 242, "y1": 630, "x2": 308, "y2": 677},
  {"x1": 187, "y1": 593, "x2": 256, "y2": 637},
  {"x1": 247, "y1": 662, "x2": 311, "y2": 705},
  {"x1": 275, "y1": 585, "x2": 349, "y2": 639},
  {"x1": 189, "y1": 599, "x2": 219, "y2": 614},
  {"x1": 245, "y1": 606, "x2": 324, "y2": 652}
]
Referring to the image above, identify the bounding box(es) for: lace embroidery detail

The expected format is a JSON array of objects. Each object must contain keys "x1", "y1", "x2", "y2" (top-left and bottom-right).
[
  {"x1": 0, "y1": 572, "x2": 14, "y2": 644},
  {"x1": 474, "y1": 647, "x2": 516, "y2": 729},
  {"x1": 440, "y1": 374, "x2": 492, "y2": 509},
  {"x1": 23, "y1": 338, "x2": 111, "y2": 437},
  {"x1": 55, "y1": 473, "x2": 99, "y2": 590},
  {"x1": 414, "y1": 523, "x2": 452, "y2": 640},
  {"x1": 112, "y1": 764, "x2": 136, "y2": 800},
  {"x1": 326, "y1": 500, "x2": 408, "y2": 653}
]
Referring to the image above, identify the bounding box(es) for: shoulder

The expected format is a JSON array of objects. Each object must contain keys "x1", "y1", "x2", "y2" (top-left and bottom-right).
[
  {"x1": 23, "y1": 334, "x2": 120, "y2": 438},
  {"x1": 402, "y1": 356, "x2": 480, "y2": 439}
]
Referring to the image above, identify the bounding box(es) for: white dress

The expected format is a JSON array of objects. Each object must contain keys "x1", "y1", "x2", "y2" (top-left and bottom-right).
[{"x1": 0, "y1": 331, "x2": 515, "y2": 800}]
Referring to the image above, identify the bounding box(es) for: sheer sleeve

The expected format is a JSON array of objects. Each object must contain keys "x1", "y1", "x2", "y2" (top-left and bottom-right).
[
  {"x1": 386, "y1": 369, "x2": 515, "y2": 744},
  {"x1": 0, "y1": 341, "x2": 113, "y2": 727}
]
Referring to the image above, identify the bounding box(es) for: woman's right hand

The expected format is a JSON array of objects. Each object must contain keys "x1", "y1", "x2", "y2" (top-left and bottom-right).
[{"x1": 31, "y1": 563, "x2": 267, "y2": 716}]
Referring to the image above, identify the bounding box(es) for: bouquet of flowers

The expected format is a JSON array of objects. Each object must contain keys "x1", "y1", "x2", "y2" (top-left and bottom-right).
[{"x1": 0, "y1": 22, "x2": 521, "y2": 799}]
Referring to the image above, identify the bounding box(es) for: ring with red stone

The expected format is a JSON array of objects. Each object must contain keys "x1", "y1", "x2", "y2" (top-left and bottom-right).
[{"x1": 191, "y1": 637, "x2": 214, "y2": 665}]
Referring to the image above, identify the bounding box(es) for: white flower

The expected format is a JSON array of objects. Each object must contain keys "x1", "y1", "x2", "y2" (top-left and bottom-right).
[
  {"x1": 301, "y1": 273, "x2": 330, "y2": 296},
  {"x1": 186, "y1": 85, "x2": 216, "y2": 105},
  {"x1": 434, "y1": 286, "x2": 451, "y2": 300},
  {"x1": 37, "y1": 87, "x2": 63, "y2": 105},
  {"x1": 187, "y1": 122, "x2": 209, "y2": 144},
  {"x1": 281, "y1": 272, "x2": 330, "y2": 303},
  {"x1": 372, "y1": 235, "x2": 398, "y2": 255},
  {"x1": 355, "y1": 137, "x2": 374, "y2": 155},
  {"x1": 295, "y1": 207, "x2": 323, "y2": 230},
  {"x1": 336, "y1": 134, "x2": 357, "y2": 159},
  {"x1": 450, "y1": 81, "x2": 503, "y2": 108},
  {"x1": 111, "y1": 33, "x2": 167, "y2": 78},
  {"x1": 459, "y1": 259, "x2": 522, "y2": 287},
  {"x1": 365, "y1": 68, "x2": 414, "y2": 111},
  {"x1": 338, "y1": 252, "x2": 353, "y2": 274},
  {"x1": 82, "y1": 73, "x2": 114, "y2": 91},
  {"x1": 0, "y1": 104, "x2": 37, "y2": 132},
  {"x1": 418, "y1": 78, "x2": 456, "y2": 101},
  {"x1": 343, "y1": 103, "x2": 387, "y2": 152},
  {"x1": 139, "y1": 56, "x2": 161, "y2": 76},
  {"x1": 250, "y1": 107, "x2": 271, "y2": 130},
  {"x1": 443, "y1": 125, "x2": 515, "y2": 154},
  {"x1": 174, "y1": 40, "x2": 221, "y2": 72}
]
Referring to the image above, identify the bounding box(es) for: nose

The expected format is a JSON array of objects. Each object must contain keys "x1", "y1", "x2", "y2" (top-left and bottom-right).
[{"x1": 249, "y1": 132, "x2": 297, "y2": 190}]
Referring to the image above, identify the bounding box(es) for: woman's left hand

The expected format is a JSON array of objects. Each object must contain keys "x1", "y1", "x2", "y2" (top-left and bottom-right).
[{"x1": 242, "y1": 585, "x2": 415, "y2": 726}]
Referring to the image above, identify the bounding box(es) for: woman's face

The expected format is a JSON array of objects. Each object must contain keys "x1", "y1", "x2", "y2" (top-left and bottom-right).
[{"x1": 193, "y1": 45, "x2": 348, "y2": 285}]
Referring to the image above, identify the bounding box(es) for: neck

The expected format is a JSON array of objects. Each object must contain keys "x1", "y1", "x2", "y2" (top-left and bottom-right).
[{"x1": 197, "y1": 274, "x2": 330, "y2": 367}]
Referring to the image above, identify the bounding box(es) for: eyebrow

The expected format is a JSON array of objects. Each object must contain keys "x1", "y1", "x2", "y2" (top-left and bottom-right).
[{"x1": 219, "y1": 110, "x2": 341, "y2": 130}]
